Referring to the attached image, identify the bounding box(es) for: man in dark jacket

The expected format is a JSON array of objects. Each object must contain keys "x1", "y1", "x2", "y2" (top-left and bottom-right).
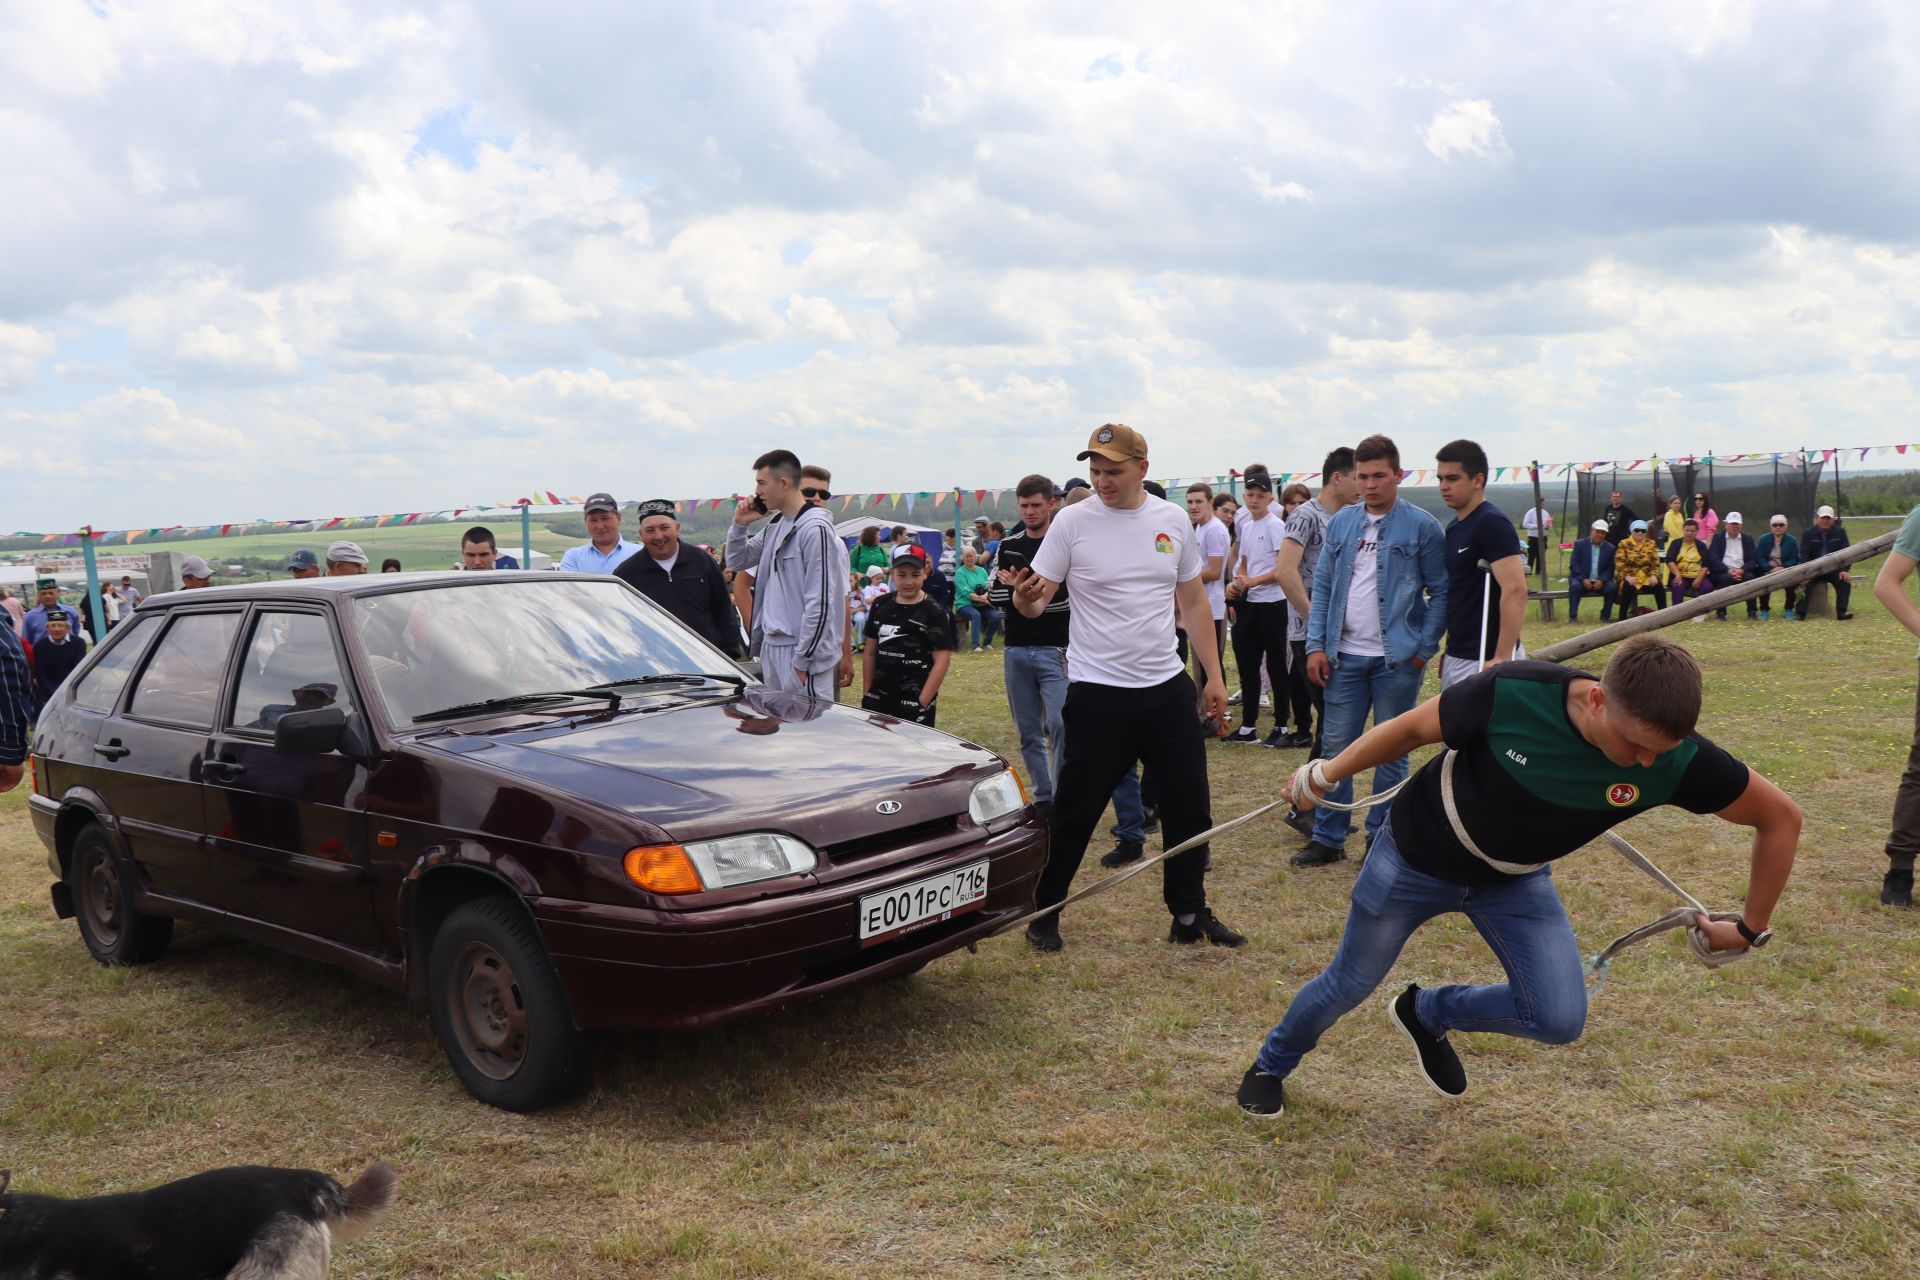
[
  {"x1": 615, "y1": 499, "x2": 744, "y2": 657},
  {"x1": 1708, "y1": 512, "x2": 1760, "y2": 620},
  {"x1": 30, "y1": 608, "x2": 87, "y2": 704},
  {"x1": 1753, "y1": 516, "x2": 1800, "y2": 620},
  {"x1": 1567, "y1": 519, "x2": 1616, "y2": 622},
  {"x1": 1601, "y1": 489, "x2": 1638, "y2": 545},
  {"x1": 1797, "y1": 505, "x2": 1854, "y2": 620}
]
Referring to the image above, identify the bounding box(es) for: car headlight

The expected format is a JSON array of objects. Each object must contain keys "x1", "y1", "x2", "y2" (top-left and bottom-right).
[
  {"x1": 682, "y1": 832, "x2": 818, "y2": 889},
  {"x1": 969, "y1": 771, "x2": 1029, "y2": 827},
  {"x1": 625, "y1": 834, "x2": 819, "y2": 895}
]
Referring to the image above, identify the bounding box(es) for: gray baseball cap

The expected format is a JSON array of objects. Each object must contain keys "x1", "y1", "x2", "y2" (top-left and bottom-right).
[
  {"x1": 325, "y1": 540, "x2": 369, "y2": 565},
  {"x1": 180, "y1": 555, "x2": 215, "y2": 579},
  {"x1": 583, "y1": 492, "x2": 619, "y2": 514}
]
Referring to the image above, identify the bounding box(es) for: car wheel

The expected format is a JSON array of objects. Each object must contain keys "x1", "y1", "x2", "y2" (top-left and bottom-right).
[
  {"x1": 68, "y1": 823, "x2": 173, "y2": 966},
  {"x1": 427, "y1": 897, "x2": 590, "y2": 1112}
]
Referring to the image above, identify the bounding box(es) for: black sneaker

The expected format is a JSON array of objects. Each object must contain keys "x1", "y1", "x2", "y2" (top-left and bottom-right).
[
  {"x1": 1168, "y1": 909, "x2": 1247, "y2": 947},
  {"x1": 1883, "y1": 868, "x2": 1914, "y2": 908},
  {"x1": 1283, "y1": 808, "x2": 1315, "y2": 838},
  {"x1": 1261, "y1": 727, "x2": 1288, "y2": 748},
  {"x1": 1386, "y1": 983, "x2": 1466, "y2": 1097},
  {"x1": 1236, "y1": 1066, "x2": 1285, "y2": 1118},
  {"x1": 1025, "y1": 917, "x2": 1063, "y2": 952},
  {"x1": 1281, "y1": 730, "x2": 1314, "y2": 749},
  {"x1": 1289, "y1": 841, "x2": 1347, "y2": 868},
  {"x1": 1224, "y1": 726, "x2": 1260, "y2": 743},
  {"x1": 1140, "y1": 805, "x2": 1161, "y2": 836},
  {"x1": 1837, "y1": 612, "x2": 1856, "y2": 621},
  {"x1": 1099, "y1": 838, "x2": 1145, "y2": 869}
]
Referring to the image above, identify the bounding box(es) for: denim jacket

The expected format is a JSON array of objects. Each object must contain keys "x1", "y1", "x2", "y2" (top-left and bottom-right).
[{"x1": 1306, "y1": 498, "x2": 1448, "y2": 667}]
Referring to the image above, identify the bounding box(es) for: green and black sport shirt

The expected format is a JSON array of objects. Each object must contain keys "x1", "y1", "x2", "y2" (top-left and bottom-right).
[{"x1": 1390, "y1": 662, "x2": 1751, "y2": 887}]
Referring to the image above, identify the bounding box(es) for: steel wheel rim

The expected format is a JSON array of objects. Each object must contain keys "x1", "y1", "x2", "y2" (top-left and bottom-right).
[
  {"x1": 449, "y1": 941, "x2": 528, "y2": 1081},
  {"x1": 81, "y1": 850, "x2": 122, "y2": 947}
]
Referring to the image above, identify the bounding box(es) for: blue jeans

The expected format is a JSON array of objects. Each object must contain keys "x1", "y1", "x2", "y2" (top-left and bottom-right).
[
  {"x1": 957, "y1": 605, "x2": 1001, "y2": 648},
  {"x1": 1256, "y1": 823, "x2": 1587, "y2": 1079},
  {"x1": 1003, "y1": 645, "x2": 1068, "y2": 805},
  {"x1": 1111, "y1": 766, "x2": 1145, "y2": 842},
  {"x1": 1310, "y1": 653, "x2": 1425, "y2": 847}
]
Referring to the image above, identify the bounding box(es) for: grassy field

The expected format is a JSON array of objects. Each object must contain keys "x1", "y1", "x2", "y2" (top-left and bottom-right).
[{"x1": 3, "y1": 580, "x2": 1918, "y2": 1278}]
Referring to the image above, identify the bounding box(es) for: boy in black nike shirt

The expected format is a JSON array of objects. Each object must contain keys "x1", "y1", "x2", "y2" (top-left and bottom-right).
[
  {"x1": 1236, "y1": 635, "x2": 1801, "y2": 1117},
  {"x1": 862, "y1": 544, "x2": 955, "y2": 727}
]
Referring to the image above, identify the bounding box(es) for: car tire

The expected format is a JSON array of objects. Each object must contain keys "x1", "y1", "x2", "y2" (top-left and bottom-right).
[
  {"x1": 428, "y1": 897, "x2": 590, "y2": 1112},
  {"x1": 68, "y1": 822, "x2": 173, "y2": 966}
]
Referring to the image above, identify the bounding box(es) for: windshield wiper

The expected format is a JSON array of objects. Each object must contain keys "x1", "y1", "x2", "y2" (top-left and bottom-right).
[
  {"x1": 412, "y1": 689, "x2": 625, "y2": 724},
  {"x1": 590, "y1": 672, "x2": 747, "y2": 693}
]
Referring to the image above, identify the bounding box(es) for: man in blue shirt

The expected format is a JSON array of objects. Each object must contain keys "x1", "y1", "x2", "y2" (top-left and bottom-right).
[
  {"x1": 1295, "y1": 434, "x2": 1447, "y2": 867},
  {"x1": 560, "y1": 493, "x2": 639, "y2": 574},
  {"x1": 1434, "y1": 439, "x2": 1526, "y2": 689},
  {"x1": 21, "y1": 578, "x2": 83, "y2": 648}
]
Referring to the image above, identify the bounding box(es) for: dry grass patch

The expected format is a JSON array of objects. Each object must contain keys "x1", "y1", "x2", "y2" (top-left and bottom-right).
[{"x1": 3, "y1": 584, "x2": 1919, "y2": 1277}]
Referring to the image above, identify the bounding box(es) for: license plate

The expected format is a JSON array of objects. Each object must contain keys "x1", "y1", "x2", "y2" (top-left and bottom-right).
[{"x1": 858, "y1": 860, "x2": 989, "y2": 946}]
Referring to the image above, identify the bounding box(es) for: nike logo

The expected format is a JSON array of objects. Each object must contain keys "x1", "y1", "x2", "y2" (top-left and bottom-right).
[{"x1": 1456, "y1": 547, "x2": 1469, "y2": 554}]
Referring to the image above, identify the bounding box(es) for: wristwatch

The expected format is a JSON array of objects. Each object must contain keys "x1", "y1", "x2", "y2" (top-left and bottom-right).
[{"x1": 1733, "y1": 916, "x2": 1773, "y2": 948}]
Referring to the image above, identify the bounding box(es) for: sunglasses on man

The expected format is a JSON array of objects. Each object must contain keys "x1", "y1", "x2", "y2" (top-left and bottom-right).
[{"x1": 801, "y1": 486, "x2": 831, "y2": 500}]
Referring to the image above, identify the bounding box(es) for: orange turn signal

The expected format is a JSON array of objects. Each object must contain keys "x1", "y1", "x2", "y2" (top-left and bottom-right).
[{"x1": 624, "y1": 844, "x2": 705, "y2": 895}]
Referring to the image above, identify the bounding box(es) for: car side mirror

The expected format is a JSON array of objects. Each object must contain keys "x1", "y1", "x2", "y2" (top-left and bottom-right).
[{"x1": 275, "y1": 706, "x2": 348, "y2": 755}]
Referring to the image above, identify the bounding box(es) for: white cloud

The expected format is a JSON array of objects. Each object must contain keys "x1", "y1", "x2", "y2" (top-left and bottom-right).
[{"x1": 2, "y1": 1, "x2": 1919, "y2": 530}]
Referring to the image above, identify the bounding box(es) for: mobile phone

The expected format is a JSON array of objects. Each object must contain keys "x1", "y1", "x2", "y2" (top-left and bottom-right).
[
  {"x1": 751, "y1": 495, "x2": 768, "y2": 515},
  {"x1": 997, "y1": 550, "x2": 1027, "y2": 573}
]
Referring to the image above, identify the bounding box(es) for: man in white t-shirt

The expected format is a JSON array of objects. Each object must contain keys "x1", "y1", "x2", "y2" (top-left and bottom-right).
[
  {"x1": 1521, "y1": 500, "x2": 1552, "y2": 575},
  {"x1": 1224, "y1": 472, "x2": 1292, "y2": 746},
  {"x1": 1185, "y1": 481, "x2": 1230, "y2": 707},
  {"x1": 1012, "y1": 424, "x2": 1244, "y2": 952}
]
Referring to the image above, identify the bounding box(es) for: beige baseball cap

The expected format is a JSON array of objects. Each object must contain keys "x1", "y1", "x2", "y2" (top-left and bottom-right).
[{"x1": 1077, "y1": 423, "x2": 1148, "y2": 462}]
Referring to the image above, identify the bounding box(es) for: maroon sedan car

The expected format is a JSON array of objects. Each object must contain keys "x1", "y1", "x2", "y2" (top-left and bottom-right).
[{"x1": 27, "y1": 572, "x2": 1045, "y2": 1110}]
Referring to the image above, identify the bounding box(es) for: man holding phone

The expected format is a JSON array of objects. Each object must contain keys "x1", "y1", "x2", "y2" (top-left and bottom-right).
[
  {"x1": 988, "y1": 475, "x2": 1070, "y2": 817},
  {"x1": 726, "y1": 449, "x2": 846, "y2": 697}
]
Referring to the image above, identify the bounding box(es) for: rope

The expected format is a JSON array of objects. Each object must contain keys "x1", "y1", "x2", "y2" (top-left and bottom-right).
[{"x1": 998, "y1": 757, "x2": 1755, "y2": 984}]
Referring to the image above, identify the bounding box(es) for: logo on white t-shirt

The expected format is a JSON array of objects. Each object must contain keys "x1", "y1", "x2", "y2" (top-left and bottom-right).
[{"x1": 1153, "y1": 532, "x2": 1175, "y2": 554}]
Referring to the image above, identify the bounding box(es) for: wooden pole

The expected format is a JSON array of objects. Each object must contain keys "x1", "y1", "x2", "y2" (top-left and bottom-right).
[
  {"x1": 1532, "y1": 529, "x2": 1896, "y2": 665},
  {"x1": 1529, "y1": 460, "x2": 1552, "y2": 619}
]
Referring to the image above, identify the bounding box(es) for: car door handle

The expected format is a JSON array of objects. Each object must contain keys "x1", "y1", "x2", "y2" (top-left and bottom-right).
[
  {"x1": 203, "y1": 760, "x2": 245, "y2": 779},
  {"x1": 93, "y1": 743, "x2": 130, "y2": 760}
]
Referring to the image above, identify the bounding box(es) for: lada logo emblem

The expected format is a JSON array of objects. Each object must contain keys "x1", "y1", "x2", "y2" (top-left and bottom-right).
[{"x1": 876, "y1": 800, "x2": 902, "y2": 815}]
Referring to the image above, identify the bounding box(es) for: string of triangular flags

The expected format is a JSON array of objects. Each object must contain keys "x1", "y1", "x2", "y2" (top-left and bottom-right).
[{"x1": 1, "y1": 444, "x2": 1894, "y2": 546}]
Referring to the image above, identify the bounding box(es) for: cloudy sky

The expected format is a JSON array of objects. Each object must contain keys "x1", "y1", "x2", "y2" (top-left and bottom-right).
[{"x1": 5, "y1": 0, "x2": 1920, "y2": 530}]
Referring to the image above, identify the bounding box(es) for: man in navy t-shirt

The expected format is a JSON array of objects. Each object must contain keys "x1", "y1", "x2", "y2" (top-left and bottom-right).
[{"x1": 1435, "y1": 440, "x2": 1528, "y2": 689}]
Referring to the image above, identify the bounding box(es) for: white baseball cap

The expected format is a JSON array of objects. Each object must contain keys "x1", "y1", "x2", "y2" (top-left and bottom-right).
[
  {"x1": 1590, "y1": 519, "x2": 1608, "y2": 532},
  {"x1": 1816, "y1": 504, "x2": 1836, "y2": 518},
  {"x1": 1724, "y1": 511, "x2": 1743, "y2": 524},
  {"x1": 1769, "y1": 514, "x2": 1787, "y2": 526}
]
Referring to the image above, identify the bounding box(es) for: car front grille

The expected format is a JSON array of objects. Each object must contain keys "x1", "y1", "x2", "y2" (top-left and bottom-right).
[{"x1": 823, "y1": 815, "x2": 962, "y2": 864}]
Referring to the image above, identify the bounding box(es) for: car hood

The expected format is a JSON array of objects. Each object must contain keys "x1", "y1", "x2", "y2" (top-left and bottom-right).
[{"x1": 416, "y1": 687, "x2": 1005, "y2": 847}]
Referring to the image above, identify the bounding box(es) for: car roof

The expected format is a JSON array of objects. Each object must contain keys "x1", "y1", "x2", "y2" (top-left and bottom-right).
[{"x1": 138, "y1": 570, "x2": 618, "y2": 609}]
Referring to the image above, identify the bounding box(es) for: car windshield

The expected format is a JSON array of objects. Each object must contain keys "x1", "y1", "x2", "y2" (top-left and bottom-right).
[{"x1": 351, "y1": 579, "x2": 745, "y2": 726}]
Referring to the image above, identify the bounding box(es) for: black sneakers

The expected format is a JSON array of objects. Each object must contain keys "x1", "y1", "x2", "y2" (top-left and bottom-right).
[
  {"x1": 1289, "y1": 841, "x2": 1347, "y2": 868},
  {"x1": 1261, "y1": 727, "x2": 1288, "y2": 748},
  {"x1": 1282, "y1": 808, "x2": 1315, "y2": 838},
  {"x1": 1099, "y1": 838, "x2": 1145, "y2": 869},
  {"x1": 1025, "y1": 917, "x2": 1063, "y2": 952},
  {"x1": 1236, "y1": 1066, "x2": 1285, "y2": 1117},
  {"x1": 1386, "y1": 983, "x2": 1466, "y2": 1096},
  {"x1": 1883, "y1": 868, "x2": 1914, "y2": 908},
  {"x1": 1224, "y1": 726, "x2": 1260, "y2": 743},
  {"x1": 1168, "y1": 909, "x2": 1247, "y2": 947},
  {"x1": 1281, "y1": 729, "x2": 1315, "y2": 749}
]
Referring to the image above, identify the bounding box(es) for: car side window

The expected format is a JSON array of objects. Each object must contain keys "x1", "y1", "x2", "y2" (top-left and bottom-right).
[
  {"x1": 230, "y1": 612, "x2": 351, "y2": 734},
  {"x1": 127, "y1": 612, "x2": 242, "y2": 728},
  {"x1": 71, "y1": 614, "x2": 160, "y2": 712}
]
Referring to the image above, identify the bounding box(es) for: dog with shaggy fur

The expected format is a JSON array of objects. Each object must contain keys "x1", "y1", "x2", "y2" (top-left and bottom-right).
[{"x1": 0, "y1": 1161, "x2": 395, "y2": 1279}]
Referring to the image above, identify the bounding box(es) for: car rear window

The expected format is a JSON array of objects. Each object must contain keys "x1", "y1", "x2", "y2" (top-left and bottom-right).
[
  {"x1": 127, "y1": 612, "x2": 242, "y2": 728},
  {"x1": 71, "y1": 614, "x2": 160, "y2": 712},
  {"x1": 230, "y1": 612, "x2": 352, "y2": 733}
]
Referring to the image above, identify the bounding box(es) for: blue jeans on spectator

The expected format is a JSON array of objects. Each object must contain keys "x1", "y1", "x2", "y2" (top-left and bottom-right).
[
  {"x1": 956, "y1": 604, "x2": 1001, "y2": 649},
  {"x1": 1256, "y1": 821, "x2": 1587, "y2": 1080},
  {"x1": 1110, "y1": 766, "x2": 1146, "y2": 842},
  {"x1": 1310, "y1": 653, "x2": 1425, "y2": 849},
  {"x1": 1003, "y1": 645, "x2": 1068, "y2": 805}
]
